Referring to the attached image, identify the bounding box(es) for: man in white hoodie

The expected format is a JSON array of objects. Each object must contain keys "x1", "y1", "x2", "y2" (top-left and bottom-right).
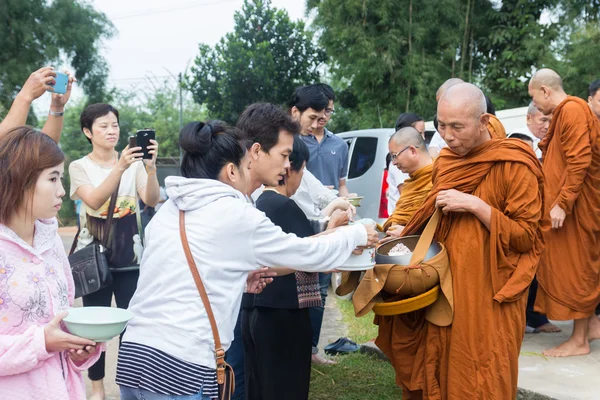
[{"x1": 227, "y1": 103, "x2": 321, "y2": 398}]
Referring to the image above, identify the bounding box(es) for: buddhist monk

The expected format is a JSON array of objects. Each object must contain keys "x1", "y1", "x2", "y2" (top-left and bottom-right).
[
  {"x1": 528, "y1": 69, "x2": 600, "y2": 357},
  {"x1": 430, "y1": 79, "x2": 505, "y2": 157},
  {"x1": 375, "y1": 83, "x2": 547, "y2": 399},
  {"x1": 382, "y1": 127, "x2": 433, "y2": 239}
]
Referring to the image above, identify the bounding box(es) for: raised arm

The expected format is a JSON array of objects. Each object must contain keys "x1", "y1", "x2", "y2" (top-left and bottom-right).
[{"x1": 0, "y1": 67, "x2": 56, "y2": 137}]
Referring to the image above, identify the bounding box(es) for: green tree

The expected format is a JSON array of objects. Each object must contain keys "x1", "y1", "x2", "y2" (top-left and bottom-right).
[
  {"x1": 307, "y1": 0, "x2": 493, "y2": 128},
  {"x1": 558, "y1": 23, "x2": 600, "y2": 98},
  {"x1": 0, "y1": 0, "x2": 115, "y2": 116},
  {"x1": 186, "y1": 0, "x2": 326, "y2": 123},
  {"x1": 478, "y1": 0, "x2": 560, "y2": 110}
]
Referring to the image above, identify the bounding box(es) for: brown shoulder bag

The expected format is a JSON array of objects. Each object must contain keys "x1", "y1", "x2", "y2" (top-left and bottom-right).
[{"x1": 179, "y1": 210, "x2": 235, "y2": 400}]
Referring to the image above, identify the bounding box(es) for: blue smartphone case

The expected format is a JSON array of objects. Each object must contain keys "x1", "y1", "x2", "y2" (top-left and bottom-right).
[{"x1": 51, "y1": 72, "x2": 69, "y2": 94}]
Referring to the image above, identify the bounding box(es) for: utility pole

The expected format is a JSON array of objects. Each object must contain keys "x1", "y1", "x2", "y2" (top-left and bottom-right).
[{"x1": 178, "y1": 73, "x2": 184, "y2": 162}]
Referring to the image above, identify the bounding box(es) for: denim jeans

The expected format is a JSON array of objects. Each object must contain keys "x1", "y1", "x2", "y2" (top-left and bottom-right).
[
  {"x1": 309, "y1": 272, "x2": 332, "y2": 354},
  {"x1": 120, "y1": 386, "x2": 211, "y2": 400},
  {"x1": 225, "y1": 310, "x2": 245, "y2": 400}
]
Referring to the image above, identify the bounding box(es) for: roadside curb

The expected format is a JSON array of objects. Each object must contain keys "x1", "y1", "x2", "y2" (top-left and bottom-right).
[{"x1": 359, "y1": 341, "x2": 557, "y2": 400}]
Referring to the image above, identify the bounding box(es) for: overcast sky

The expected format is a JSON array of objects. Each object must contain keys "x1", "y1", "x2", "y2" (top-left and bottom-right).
[{"x1": 35, "y1": 0, "x2": 307, "y2": 113}]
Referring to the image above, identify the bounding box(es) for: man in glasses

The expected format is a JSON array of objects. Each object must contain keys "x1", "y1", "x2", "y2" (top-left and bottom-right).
[
  {"x1": 291, "y1": 84, "x2": 351, "y2": 198},
  {"x1": 380, "y1": 126, "x2": 433, "y2": 239}
]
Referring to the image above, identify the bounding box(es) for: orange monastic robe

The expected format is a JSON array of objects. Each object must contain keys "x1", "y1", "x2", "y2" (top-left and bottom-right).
[
  {"x1": 383, "y1": 163, "x2": 433, "y2": 231},
  {"x1": 375, "y1": 139, "x2": 548, "y2": 400},
  {"x1": 487, "y1": 114, "x2": 507, "y2": 139},
  {"x1": 535, "y1": 96, "x2": 600, "y2": 319}
]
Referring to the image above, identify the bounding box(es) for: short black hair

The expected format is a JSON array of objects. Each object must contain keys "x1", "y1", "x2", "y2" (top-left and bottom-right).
[
  {"x1": 237, "y1": 102, "x2": 299, "y2": 153},
  {"x1": 179, "y1": 120, "x2": 247, "y2": 180},
  {"x1": 508, "y1": 133, "x2": 534, "y2": 142},
  {"x1": 315, "y1": 83, "x2": 335, "y2": 102},
  {"x1": 289, "y1": 135, "x2": 310, "y2": 172},
  {"x1": 288, "y1": 85, "x2": 329, "y2": 112},
  {"x1": 589, "y1": 79, "x2": 600, "y2": 97},
  {"x1": 395, "y1": 112, "x2": 423, "y2": 131},
  {"x1": 80, "y1": 103, "x2": 120, "y2": 144}
]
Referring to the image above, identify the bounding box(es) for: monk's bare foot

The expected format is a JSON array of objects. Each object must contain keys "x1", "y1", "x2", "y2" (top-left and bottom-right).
[
  {"x1": 543, "y1": 339, "x2": 590, "y2": 357},
  {"x1": 588, "y1": 315, "x2": 600, "y2": 342},
  {"x1": 537, "y1": 323, "x2": 562, "y2": 333}
]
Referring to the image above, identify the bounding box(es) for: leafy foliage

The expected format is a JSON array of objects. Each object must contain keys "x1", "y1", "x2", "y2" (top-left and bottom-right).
[
  {"x1": 0, "y1": 0, "x2": 115, "y2": 116},
  {"x1": 186, "y1": 0, "x2": 326, "y2": 123}
]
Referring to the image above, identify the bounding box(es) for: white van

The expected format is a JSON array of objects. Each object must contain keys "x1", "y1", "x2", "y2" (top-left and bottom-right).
[{"x1": 338, "y1": 107, "x2": 529, "y2": 225}]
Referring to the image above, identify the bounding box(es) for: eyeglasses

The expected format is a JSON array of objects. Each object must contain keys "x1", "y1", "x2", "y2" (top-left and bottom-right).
[
  {"x1": 390, "y1": 146, "x2": 411, "y2": 159},
  {"x1": 324, "y1": 108, "x2": 335, "y2": 116}
]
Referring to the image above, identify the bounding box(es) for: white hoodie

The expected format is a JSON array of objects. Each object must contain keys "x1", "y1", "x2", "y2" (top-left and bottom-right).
[{"x1": 123, "y1": 177, "x2": 368, "y2": 369}]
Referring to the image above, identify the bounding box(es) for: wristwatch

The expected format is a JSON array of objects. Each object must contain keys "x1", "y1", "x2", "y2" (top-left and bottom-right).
[{"x1": 48, "y1": 110, "x2": 64, "y2": 117}]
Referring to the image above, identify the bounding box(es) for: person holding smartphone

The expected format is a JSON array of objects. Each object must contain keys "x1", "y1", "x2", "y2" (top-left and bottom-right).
[
  {"x1": 0, "y1": 67, "x2": 76, "y2": 142},
  {"x1": 68, "y1": 103, "x2": 160, "y2": 400}
]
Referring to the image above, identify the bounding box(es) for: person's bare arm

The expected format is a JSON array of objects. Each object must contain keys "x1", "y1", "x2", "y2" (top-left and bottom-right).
[
  {"x1": 338, "y1": 179, "x2": 350, "y2": 197},
  {"x1": 0, "y1": 67, "x2": 56, "y2": 136},
  {"x1": 41, "y1": 72, "x2": 76, "y2": 143},
  {"x1": 139, "y1": 140, "x2": 160, "y2": 207},
  {"x1": 75, "y1": 146, "x2": 143, "y2": 210}
]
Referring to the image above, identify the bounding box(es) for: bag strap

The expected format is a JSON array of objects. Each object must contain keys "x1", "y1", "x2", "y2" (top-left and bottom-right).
[
  {"x1": 69, "y1": 225, "x2": 82, "y2": 256},
  {"x1": 179, "y1": 210, "x2": 227, "y2": 384},
  {"x1": 409, "y1": 208, "x2": 441, "y2": 266}
]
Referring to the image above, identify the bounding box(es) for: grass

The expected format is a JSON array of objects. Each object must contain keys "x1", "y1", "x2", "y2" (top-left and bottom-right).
[
  {"x1": 309, "y1": 352, "x2": 402, "y2": 400},
  {"x1": 308, "y1": 298, "x2": 402, "y2": 400},
  {"x1": 337, "y1": 299, "x2": 379, "y2": 344}
]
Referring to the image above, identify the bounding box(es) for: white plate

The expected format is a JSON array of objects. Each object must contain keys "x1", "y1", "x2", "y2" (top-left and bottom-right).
[{"x1": 336, "y1": 264, "x2": 375, "y2": 272}]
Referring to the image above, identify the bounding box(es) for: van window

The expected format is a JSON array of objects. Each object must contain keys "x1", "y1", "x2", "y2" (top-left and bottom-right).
[{"x1": 348, "y1": 137, "x2": 378, "y2": 179}]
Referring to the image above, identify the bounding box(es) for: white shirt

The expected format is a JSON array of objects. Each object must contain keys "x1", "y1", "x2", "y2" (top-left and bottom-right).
[
  {"x1": 428, "y1": 131, "x2": 447, "y2": 150},
  {"x1": 386, "y1": 164, "x2": 409, "y2": 216},
  {"x1": 124, "y1": 177, "x2": 368, "y2": 370}
]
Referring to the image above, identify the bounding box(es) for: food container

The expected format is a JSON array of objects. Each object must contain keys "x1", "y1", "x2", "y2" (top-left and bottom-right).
[
  {"x1": 375, "y1": 236, "x2": 445, "y2": 296},
  {"x1": 63, "y1": 306, "x2": 134, "y2": 342},
  {"x1": 347, "y1": 196, "x2": 364, "y2": 207},
  {"x1": 338, "y1": 218, "x2": 376, "y2": 271}
]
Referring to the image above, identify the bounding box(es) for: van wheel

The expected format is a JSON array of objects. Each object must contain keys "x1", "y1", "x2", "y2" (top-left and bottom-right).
[{"x1": 331, "y1": 272, "x2": 353, "y2": 300}]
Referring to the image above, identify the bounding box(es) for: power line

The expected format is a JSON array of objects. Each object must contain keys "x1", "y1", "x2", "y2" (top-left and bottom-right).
[{"x1": 110, "y1": 0, "x2": 240, "y2": 21}]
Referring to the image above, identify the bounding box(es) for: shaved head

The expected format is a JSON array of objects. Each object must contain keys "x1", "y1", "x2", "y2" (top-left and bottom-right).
[
  {"x1": 440, "y1": 83, "x2": 487, "y2": 119},
  {"x1": 530, "y1": 68, "x2": 563, "y2": 91},
  {"x1": 436, "y1": 83, "x2": 491, "y2": 156},
  {"x1": 390, "y1": 126, "x2": 427, "y2": 151},
  {"x1": 436, "y1": 78, "x2": 465, "y2": 102},
  {"x1": 388, "y1": 127, "x2": 432, "y2": 174},
  {"x1": 528, "y1": 68, "x2": 567, "y2": 115}
]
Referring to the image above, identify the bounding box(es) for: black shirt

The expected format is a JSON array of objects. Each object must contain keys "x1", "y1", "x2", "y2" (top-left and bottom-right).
[{"x1": 242, "y1": 190, "x2": 316, "y2": 309}]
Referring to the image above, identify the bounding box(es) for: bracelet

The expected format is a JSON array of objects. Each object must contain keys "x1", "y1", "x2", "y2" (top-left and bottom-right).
[
  {"x1": 48, "y1": 110, "x2": 64, "y2": 117},
  {"x1": 147, "y1": 169, "x2": 157, "y2": 176}
]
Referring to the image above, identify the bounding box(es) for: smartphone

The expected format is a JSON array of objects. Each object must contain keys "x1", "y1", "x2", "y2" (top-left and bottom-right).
[
  {"x1": 48, "y1": 72, "x2": 69, "y2": 94},
  {"x1": 128, "y1": 135, "x2": 137, "y2": 149},
  {"x1": 136, "y1": 129, "x2": 156, "y2": 159}
]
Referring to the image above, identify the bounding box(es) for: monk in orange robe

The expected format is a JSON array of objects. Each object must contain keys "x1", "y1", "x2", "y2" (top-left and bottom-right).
[
  {"x1": 382, "y1": 127, "x2": 433, "y2": 238},
  {"x1": 528, "y1": 69, "x2": 600, "y2": 357},
  {"x1": 375, "y1": 83, "x2": 548, "y2": 399}
]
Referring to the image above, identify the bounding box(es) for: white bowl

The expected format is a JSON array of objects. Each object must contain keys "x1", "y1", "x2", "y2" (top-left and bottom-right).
[
  {"x1": 338, "y1": 248, "x2": 375, "y2": 271},
  {"x1": 63, "y1": 307, "x2": 134, "y2": 342}
]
